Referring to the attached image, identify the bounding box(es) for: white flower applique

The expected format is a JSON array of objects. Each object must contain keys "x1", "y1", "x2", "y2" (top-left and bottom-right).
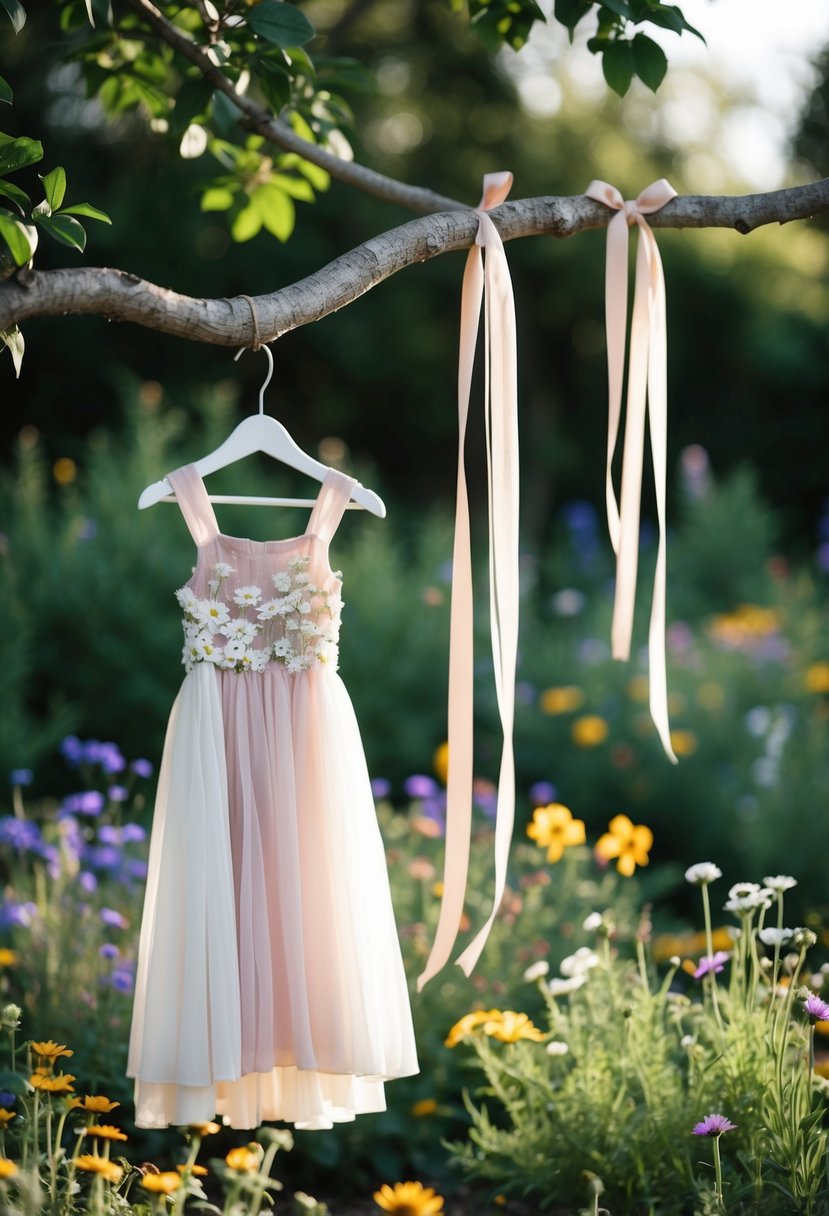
[{"x1": 176, "y1": 556, "x2": 341, "y2": 674}]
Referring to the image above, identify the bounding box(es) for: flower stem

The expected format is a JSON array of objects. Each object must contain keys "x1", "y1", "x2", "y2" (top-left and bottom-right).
[
  {"x1": 712, "y1": 1132, "x2": 725, "y2": 1212},
  {"x1": 701, "y1": 883, "x2": 724, "y2": 1034}
]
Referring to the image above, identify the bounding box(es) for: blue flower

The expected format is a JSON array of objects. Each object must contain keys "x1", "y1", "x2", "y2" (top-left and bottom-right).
[
  {"x1": 130, "y1": 759, "x2": 153, "y2": 779},
  {"x1": 108, "y1": 785, "x2": 128, "y2": 803},
  {"x1": 79, "y1": 871, "x2": 97, "y2": 894},
  {"x1": 0, "y1": 817, "x2": 44, "y2": 854},
  {"x1": 370, "y1": 777, "x2": 391, "y2": 800},
  {"x1": 126, "y1": 859, "x2": 148, "y2": 881},
  {"x1": 0, "y1": 1093, "x2": 15, "y2": 1107},
  {"x1": 61, "y1": 790, "x2": 105, "y2": 817},
  {"x1": 121, "y1": 823, "x2": 146, "y2": 844},
  {"x1": 405, "y1": 774, "x2": 439, "y2": 799},
  {"x1": 529, "y1": 780, "x2": 556, "y2": 807},
  {"x1": 60, "y1": 736, "x2": 85, "y2": 766},
  {"x1": 110, "y1": 968, "x2": 134, "y2": 993},
  {"x1": 99, "y1": 944, "x2": 119, "y2": 960},
  {"x1": 8, "y1": 769, "x2": 32, "y2": 786},
  {"x1": 0, "y1": 901, "x2": 37, "y2": 929},
  {"x1": 100, "y1": 907, "x2": 128, "y2": 929}
]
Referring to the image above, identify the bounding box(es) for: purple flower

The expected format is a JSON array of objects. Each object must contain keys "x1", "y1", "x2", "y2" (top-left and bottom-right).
[
  {"x1": 60, "y1": 736, "x2": 84, "y2": 766},
  {"x1": 371, "y1": 777, "x2": 391, "y2": 800},
  {"x1": 62, "y1": 790, "x2": 105, "y2": 817},
  {"x1": 693, "y1": 1114, "x2": 737, "y2": 1137},
  {"x1": 110, "y1": 968, "x2": 134, "y2": 993},
  {"x1": 693, "y1": 951, "x2": 731, "y2": 980},
  {"x1": 803, "y1": 993, "x2": 829, "y2": 1023},
  {"x1": 99, "y1": 944, "x2": 119, "y2": 960},
  {"x1": 100, "y1": 907, "x2": 128, "y2": 929},
  {"x1": 529, "y1": 780, "x2": 556, "y2": 807},
  {"x1": 0, "y1": 817, "x2": 44, "y2": 854},
  {"x1": 0, "y1": 1092, "x2": 15, "y2": 1107},
  {"x1": 82, "y1": 845, "x2": 121, "y2": 871},
  {"x1": 108, "y1": 785, "x2": 128, "y2": 803},
  {"x1": 79, "y1": 871, "x2": 98, "y2": 893},
  {"x1": 420, "y1": 793, "x2": 447, "y2": 835},
  {"x1": 130, "y1": 758, "x2": 153, "y2": 779},
  {"x1": 0, "y1": 900, "x2": 37, "y2": 929},
  {"x1": 404, "y1": 774, "x2": 439, "y2": 799},
  {"x1": 8, "y1": 769, "x2": 32, "y2": 786},
  {"x1": 121, "y1": 823, "x2": 146, "y2": 844},
  {"x1": 126, "y1": 859, "x2": 148, "y2": 881}
]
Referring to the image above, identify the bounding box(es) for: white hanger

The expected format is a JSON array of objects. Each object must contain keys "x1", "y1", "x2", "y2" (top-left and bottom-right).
[{"x1": 137, "y1": 345, "x2": 386, "y2": 518}]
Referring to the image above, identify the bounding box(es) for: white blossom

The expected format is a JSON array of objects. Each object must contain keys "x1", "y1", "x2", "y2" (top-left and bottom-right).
[
  {"x1": 249, "y1": 648, "x2": 270, "y2": 673},
  {"x1": 728, "y1": 882, "x2": 761, "y2": 901},
  {"x1": 287, "y1": 555, "x2": 309, "y2": 571},
  {"x1": 257, "y1": 599, "x2": 283, "y2": 621},
  {"x1": 285, "y1": 619, "x2": 300, "y2": 631},
  {"x1": 272, "y1": 638, "x2": 295, "y2": 660},
  {"x1": 546, "y1": 1040, "x2": 569, "y2": 1056},
  {"x1": 287, "y1": 655, "x2": 308, "y2": 674},
  {"x1": 685, "y1": 863, "x2": 722, "y2": 886},
  {"x1": 222, "y1": 618, "x2": 258, "y2": 643},
  {"x1": 224, "y1": 638, "x2": 248, "y2": 662},
  {"x1": 522, "y1": 960, "x2": 550, "y2": 983},
  {"x1": 175, "y1": 586, "x2": 199, "y2": 613},
  {"x1": 272, "y1": 571, "x2": 292, "y2": 593},
  {"x1": 548, "y1": 975, "x2": 587, "y2": 997},
  {"x1": 233, "y1": 585, "x2": 262, "y2": 607},
  {"x1": 207, "y1": 578, "x2": 220, "y2": 596},
  {"x1": 293, "y1": 572, "x2": 311, "y2": 589},
  {"x1": 560, "y1": 947, "x2": 599, "y2": 978},
  {"x1": 582, "y1": 912, "x2": 603, "y2": 932},
  {"x1": 759, "y1": 928, "x2": 794, "y2": 947},
  {"x1": 212, "y1": 562, "x2": 234, "y2": 579},
  {"x1": 763, "y1": 875, "x2": 797, "y2": 893},
  {"x1": 298, "y1": 600, "x2": 312, "y2": 615}
]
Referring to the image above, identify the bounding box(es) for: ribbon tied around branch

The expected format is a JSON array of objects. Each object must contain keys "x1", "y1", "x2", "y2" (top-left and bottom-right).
[
  {"x1": 417, "y1": 171, "x2": 519, "y2": 990},
  {"x1": 585, "y1": 178, "x2": 678, "y2": 764}
]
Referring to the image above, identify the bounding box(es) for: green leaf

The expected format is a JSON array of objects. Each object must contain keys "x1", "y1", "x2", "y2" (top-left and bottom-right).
[
  {"x1": 39, "y1": 166, "x2": 67, "y2": 212},
  {"x1": 599, "y1": 0, "x2": 633, "y2": 18},
  {"x1": 602, "y1": 39, "x2": 634, "y2": 95},
  {"x1": 247, "y1": 1, "x2": 315, "y2": 49},
  {"x1": 0, "y1": 179, "x2": 30, "y2": 211},
  {"x1": 314, "y1": 56, "x2": 377, "y2": 95},
  {"x1": 281, "y1": 152, "x2": 329, "y2": 192},
  {"x1": 251, "y1": 182, "x2": 295, "y2": 241},
  {"x1": 58, "y1": 202, "x2": 112, "y2": 224},
  {"x1": 257, "y1": 61, "x2": 291, "y2": 113},
  {"x1": 0, "y1": 75, "x2": 12, "y2": 105},
  {"x1": 631, "y1": 32, "x2": 667, "y2": 90},
  {"x1": 0, "y1": 211, "x2": 34, "y2": 265},
  {"x1": 0, "y1": 136, "x2": 43, "y2": 176},
  {"x1": 35, "y1": 212, "x2": 87, "y2": 252},
  {"x1": 231, "y1": 201, "x2": 263, "y2": 242},
  {"x1": 211, "y1": 89, "x2": 240, "y2": 138},
  {"x1": 269, "y1": 172, "x2": 313, "y2": 201},
  {"x1": 553, "y1": 0, "x2": 591, "y2": 36},
  {"x1": 644, "y1": 4, "x2": 683, "y2": 33},
  {"x1": 200, "y1": 186, "x2": 236, "y2": 211},
  {"x1": 171, "y1": 76, "x2": 214, "y2": 134},
  {"x1": 0, "y1": 0, "x2": 25, "y2": 35}
]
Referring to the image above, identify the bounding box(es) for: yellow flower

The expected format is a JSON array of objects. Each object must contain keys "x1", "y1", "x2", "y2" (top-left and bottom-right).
[
  {"x1": 0, "y1": 1110, "x2": 15, "y2": 1128},
  {"x1": 0, "y1": 950, "x2": 18, "y2": 968},
  {"x1": 482, "y1": 1010, "x2": 544, "y2": 1044},
  {"x1": 669, "y1": 729, "x2": 697, "y2": 757},
  {"x1": 30, "y1": 1041, "x2": 73, "y2": 1063},
  {"x1": 805, "y1": 662, "x2": 829, "y2": 694},
  {"x1": 0, "y1": 1158, "x2": 17, "y2": 1179},
  {"x1": 595, "y1": 814, "x2": 653, "y2": 877},
  {"x1": 141, "y1": 1171, "x2": 182, "y2": 1194},
  {"x1": 373, "y1": 1180, "x2": 445, "y2": 1214},
  {"x1": 177, "y1": 1163, "x2": 208, "y2": 1176},
  {"x1": 188, "y1": 1120, "x2": 221, "y2": 1136},
  {"x1": 539, "y1": 685, "x2": 584, "y2": 715},
  {"x1": 225, "y1": 1146, "x2": 260, "y2": 1172},
  {"x1": 526, "y1": 803, "x2": 586, "y2": 863},
  {"x1": 85, "y1": 1124, "x2": 128, "y2": 1142},
  {"x1": 571, "y1": 715, "x2": 609, "y2": 748},
  {"x1": 444, "y1": 1009, "x2": 493, "y2": 1048},
  {"x1": 411, "y1": 1098, "x2": 438, "y2": 1118},
  {"x1": 75, "y1": 1154, "x2": 123, "y2": 1183},
  {"x1": 433, "y1": 741, "x2": 449, "y2": 785},
  {"x1": 30, "y1": 1071, "x2": 75, "y2": 1094},
  {"x1": 68, "y1": 1094, "x2": 120, "y2": 1114}
]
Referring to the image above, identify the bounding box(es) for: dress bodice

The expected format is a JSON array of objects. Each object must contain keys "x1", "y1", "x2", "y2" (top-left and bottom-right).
[{"x1": 168, "y1": 465, "x2": 354, "y2": 676}]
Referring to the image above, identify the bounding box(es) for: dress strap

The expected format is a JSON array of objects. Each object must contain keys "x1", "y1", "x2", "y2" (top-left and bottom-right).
[
  {"x1": 166, "y1": 465, "x2": 220, "y2": 546},
  {"x1": 305, "y1": 470, "x2": 357, "y2": 543}
]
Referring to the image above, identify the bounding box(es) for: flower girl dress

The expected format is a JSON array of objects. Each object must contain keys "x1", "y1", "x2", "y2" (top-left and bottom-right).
[{"x1": 127, "y1": 464, "x2": 418, "y2": 1130}]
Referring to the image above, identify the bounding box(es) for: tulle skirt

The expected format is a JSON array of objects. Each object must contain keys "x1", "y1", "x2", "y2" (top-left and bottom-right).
[{"x1": 127, "y1": 662, "x2": 418, "y2": 1130}]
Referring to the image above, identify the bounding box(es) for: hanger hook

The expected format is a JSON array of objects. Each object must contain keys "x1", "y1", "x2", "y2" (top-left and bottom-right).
[{"x1": 234, "y1": 344, "x2": 275, "y2": 416}]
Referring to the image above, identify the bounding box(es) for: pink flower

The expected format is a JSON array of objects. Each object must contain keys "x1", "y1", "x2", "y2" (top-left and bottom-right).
[
  {"x1": 693, "y1": 951, "x2": 730, "y2": 979},
  {"x1": 692, "y1": 1114, "x2": 737, "y2": 1136},
  {"x1": 803, "y1": 993, "x2": 829, "y2": 1023}
]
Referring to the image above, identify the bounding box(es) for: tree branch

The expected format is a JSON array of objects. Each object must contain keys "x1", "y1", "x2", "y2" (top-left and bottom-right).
[
  {"x1": 123, "y1": 0, "x2": 466, "y2": 214},
  {"x1": 2, "y1": 181, "x2": 827, "y2": 346}
]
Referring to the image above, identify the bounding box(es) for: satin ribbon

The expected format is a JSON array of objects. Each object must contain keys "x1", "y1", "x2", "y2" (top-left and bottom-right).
[
  {"x1": 584, "y1": 178, "x2": 678, "y2": 764},
  {"x1": 417, "y1": 172, "x2": 519, "y2": 991}
]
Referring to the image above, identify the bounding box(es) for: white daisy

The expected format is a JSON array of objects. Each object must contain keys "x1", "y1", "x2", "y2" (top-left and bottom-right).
[
  {"x1": 522, "y1": 961, "x2": 549, "y2": 982},
  {"x1": 222, "y1": 618, "x2": 258, "y2": 642},
  {"x1": 546, "y1": 1040, "x2": 569, "y2": 1056},
  {"x1": 272, "y1": 638, "x2": 294, "y2": 660},
  {"x1": 285, "y1": 619, "x2": 299, "y2": 631},
  {"x1": 207, "y1": 578, "x2": 220, "y2": 596},
  {"x1": 196, "y1": 636, "x2": 223, "y2": 663},
  {"x1": 300, "y1": 621, "x2": 320, "y2": 636},
  {"x1": 560, "y1": 947, "x2": 599, "y2": 978},
  {"x1": 233, "y1": 585, "x2": 262, "y2": 607},
  {"x1": 763, "y1": 875, "x2": 797, "y2": 893},
  {"x1": 298, "y1": 600, "x2": 312, "y2": 615},
  {"x1": 548, "y1": 975, "x2": 586, "y2": 997},
  {"x1": 287, "y1": 655, "x2": 307, "y2": 673},
  {"x1": 257, "y1": 599, "x2": 282, "y2": 621},
  {"x1": 272, "y1": 571, "x2": 292, "y2": 593},
  {"x1": 213, "y1": 562, "x2": 234, "y2": 579},
  {"x1": 224, "y1": 638, "x2": 248, "y2": 661},
  {"x1": 175, "y1": 586, "x2": 199, "y2": 613},
  {"x1": 685, "y1": 863, "x2": 722, "y2": 886},
  {"x1": 249, "y1": 648, "x2": 270, "y2": 672}
]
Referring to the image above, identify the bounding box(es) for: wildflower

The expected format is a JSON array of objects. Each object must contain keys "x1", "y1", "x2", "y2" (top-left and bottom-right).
[
  {"x1": 539, "y1": 686, "x2": 584, "y2": 715},
  {"x1": 792, "y1": 928, "x2": 818, "y2": 950},
  {"x1": 433, "y1": 742, "x2": 449, "y2": 784},
  {"x1": 546, "y1": 1040, "x2": 569, "y2": 1056},
  {"x1": 0, "y1": 1007, "x2": 21, "y2": 1031},
  {"x1": 0, "y1": 1110, "x2": 15, "y2": 1128},
  {"x1": 0, "y1": 951, "x2": 18, "y2": 968},
  {"x1": 693, "y1": 952, "x2": 730, "y2": 979},
  {"x1": 548, "y1": 975, "x2": 587, "y2": 996},
  {"x1": 373, "y1": 1180, "x2": 444, "y2": 1214},
  {"x1": 141, "y1": 1171, "x2": 183, "y2": 1194},
  {"x1": 225, "y1": 1146, "x2": 260, "y2": 1172},
  {"x1": 805, "y1": 662, "x2": 829, "y2": 693},
  {"x1": 188, "y1": 1121, "x2": 221, "y2": 1136},
  {"x1": 99, "y1": 908, "x2": 128, "y2": 929},
  {"x1": 759, "y1": 928, "x2": 793, "y2": 947},
  {"x1": 803, "y1": 993, "x2": 829, "y2": 1023},
  {"x1": 685, "y1": 863, "x2": 722, "y2": 886},
  {"x1": 232, "y1": 586, "x2": 262, "y2": 607},
  {"x1": 212, "y1": 562, "x2": 234, "y2": 579},
  {"x1": 560, "y1": 947, "x2": 599, "y2": 978},
  {"x1": 444, "y1": 1010, "x2": 492, "y2": 1048},
  {"x1": 30, "y1": 1071, "x2": 75, "y2": 1094},
  {"x1": 0, "y1": 1158, "x2": 16, "y2": 1178},
  {"x1": 526, "y1": 803, "x2": 586, "y2": 863},
  {"x1": 670, "y1": 729, "x2": 698, "y2": 757},
  {"x1": 727, "y1": 882, "x2": 761, "y2": 901},
  {"x1": 404, "y1": 775, "x2": 439, "y2": 799},
  {"x1": 595, "y1": 815, "x2": 653, "y2": 876},
  {"x1": 8, "y1": 769, "x2": 32, "y2": 786},
  {"x1": 724, "y1": 888, "x2": 773, "y2": 913},
  {"x1": 571, "y1": 715, "x2": 609, "y2": 747},
  {"x1": 582, "y1": 911, "x2": 603, "y2": 932},
  {"x1": 692, "y1": 1114, "x2": 737, "y2": 1136},
  {"x1": 482, "y1": 1011, "x2": 544, "y2": 1043},
  {"x1": 177, "y1": 1163, "x2": 208, "y2": 1176},
  {"x1": 131, "y1": 758, "x2": 153, "y2": 778},
  {"x1": 763, "y1": 875, "x2": 797, "y2": 892},
  {"x1": 68, "y1": 1094, "x2": 119, "y2": 1113},
  {"x1": 411, "y1": 1098, "x2": 438, "y2": 1117},
  {"x1": 75, "y1": 1155, "x2": 123, "y2": 1183},
  {"x1": 522, "y1": 960, "x2": 550, "y2": 982},
  {"x1": 85, "y1": 1124, "x2": 128, "y2": 1141}
]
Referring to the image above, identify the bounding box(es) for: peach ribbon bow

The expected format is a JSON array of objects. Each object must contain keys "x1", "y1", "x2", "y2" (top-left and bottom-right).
[
  {"x1": 417, "y1": 172, "x2": 519, "y2": 990},
  {"x1": 584, "y1": 178, "x2": 678, "y2": 765}
]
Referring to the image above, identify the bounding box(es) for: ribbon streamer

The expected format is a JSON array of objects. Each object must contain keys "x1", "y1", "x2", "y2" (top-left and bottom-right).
[
  {"x1": 417, "y1": 172, "x2": 519, "y2": 991},
  {"x1": 584, "y1": 178, "x2": 678, "y2": 765}
]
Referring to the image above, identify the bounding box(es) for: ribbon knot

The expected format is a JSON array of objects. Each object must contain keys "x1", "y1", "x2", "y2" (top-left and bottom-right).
[
  {"x1": 417, "y1": 171, "x2": 519, "y2": 991},
  {"x1": 584, "y1": 178, "x2": 679, "y2": 764}
]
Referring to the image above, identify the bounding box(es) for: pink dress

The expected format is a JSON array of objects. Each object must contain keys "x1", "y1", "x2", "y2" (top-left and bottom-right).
[{"x1": 128, "y1": 465, "x2": 418, "y2": 1130}]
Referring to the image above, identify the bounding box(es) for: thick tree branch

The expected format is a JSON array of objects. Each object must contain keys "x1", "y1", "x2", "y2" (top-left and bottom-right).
[
  {"x1": 123, "y1": 0, "x2": 465, "y2": 214},
  {"x1": 2, "y1": 182, "x2": 827, "y2": 346}
]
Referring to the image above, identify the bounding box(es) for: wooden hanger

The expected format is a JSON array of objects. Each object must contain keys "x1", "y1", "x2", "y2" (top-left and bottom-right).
[{"x1": 137, "y1": 345, "x2": 386, "y2": 518}]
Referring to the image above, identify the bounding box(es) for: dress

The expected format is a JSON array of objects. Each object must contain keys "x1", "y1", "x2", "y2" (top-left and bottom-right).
[{"x1": 127, "y1": 464, "x2": 418, "y2": 1131}]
